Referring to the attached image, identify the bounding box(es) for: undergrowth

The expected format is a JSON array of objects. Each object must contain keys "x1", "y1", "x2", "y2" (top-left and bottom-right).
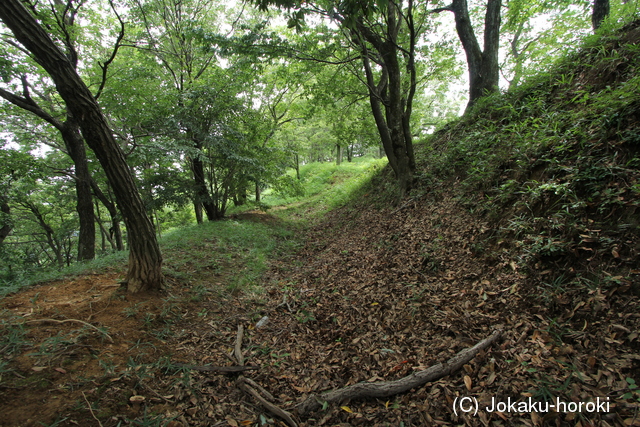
[
  {"x1": 422, "y1": 20, "x2": 640, "y2": 293},
  {"x1": 416, "y1": 20, "x2": 640, "y2": 417},
  {"x1": 161, "y1": 217, "x2": 297, "y2": 293},
  {"x1": 0, "y1": 212, "x2": 296, "y2": 297}
]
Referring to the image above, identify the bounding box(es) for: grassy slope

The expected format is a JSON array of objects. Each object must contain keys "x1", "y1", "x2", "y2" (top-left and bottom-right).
[
  {"x1": 259, "y1": 156, "x2": 389, "y2": 220},
  {"x1": 0, "y1": 156, "x2": 385, "y2": 296},
  {"x1": 419, "y1": 20, "x2": 640, "y2": 296}
]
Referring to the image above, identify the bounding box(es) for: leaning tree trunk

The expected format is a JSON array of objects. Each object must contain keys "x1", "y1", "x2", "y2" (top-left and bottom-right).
[
  {"x1": 0, "y1": 0, "x2": 163, "y2": 292},
  {"x1": 25, "y1": 201, "x2": 65, "y2": 267}
]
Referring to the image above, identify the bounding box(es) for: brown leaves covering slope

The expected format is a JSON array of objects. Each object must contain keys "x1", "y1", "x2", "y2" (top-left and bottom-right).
[
  {"x1": 1, "y1": 195, "x2": 639, "y2": 427},
  {"x1": 242, "y1": 193, "x2": 639, "y2": 426}
]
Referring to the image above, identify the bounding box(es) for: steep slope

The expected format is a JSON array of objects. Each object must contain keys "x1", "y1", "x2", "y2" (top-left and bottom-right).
[
  {"x1": 421, "y1": 20, "x2": 640, "y2": 288},
  {"x1": 250, "y1": 20, "x2": 640, "y2": 426}
]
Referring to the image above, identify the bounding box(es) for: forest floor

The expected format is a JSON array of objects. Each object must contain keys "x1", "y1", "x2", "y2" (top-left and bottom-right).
[{"x1": 1, "y1": 189, "x2": 639, "y2": 427}]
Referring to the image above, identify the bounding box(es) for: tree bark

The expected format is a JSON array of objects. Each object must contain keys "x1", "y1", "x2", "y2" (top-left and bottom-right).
[
  {"x1": 191, "y1": 155, "x2": 218, "y2": 221},
  {"x1": 60, "y1": 119, "x2": 95, "y2": 261},
  {"x1": 0, "y1": 198, "x2": 12, "y2": 244},
  {"x1": 451, "y1": 0, "x2": 502, "y2": 112},
  {"x1": 352, "y1": 1, "x2": 417, "y2": 198},
  {"x1": 0, "y1": 0, "x2": 163, "y2": 292},
  {"x1": 592, "y1": 0, "x2": 610, "y2": 31},
  {"x1": 188, "y1": 133, "x2": 218, "y2": 221},
  {"x1": 90, "y1": 179, "x2": 124, "y2": 251},
  {"x1": 0, "y1": 86, "x2": 95, "y2": 261}
]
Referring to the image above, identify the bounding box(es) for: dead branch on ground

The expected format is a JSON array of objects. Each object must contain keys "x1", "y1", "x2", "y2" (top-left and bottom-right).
[
  {"x1": 233, "y1": 324, "x2": 299, "y2": 427},
  {"x1": 171, "y1": 363, "x2": 258, "y2": 374},
  {"x1": 297, "y1": 329, "x2": 502, "y2": 415}
]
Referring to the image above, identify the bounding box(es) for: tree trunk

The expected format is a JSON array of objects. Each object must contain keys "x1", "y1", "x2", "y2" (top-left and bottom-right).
[
  {"x1": 90, "y1": 179, "x2": 124, "y2": 251},
  {"x1": 255, "y1": 181, "x2": 261, "y2": 203},
  {"x1": 95, "y1": 200, "x2": 112, "y2": 252},
  {"x1": 451, "y1": 0, "x2": 502, "y2": 112},
  {"x1": 0, "y1": 0, "x2": 163, "y2": 292},
  {"x1": 0, "y1": 82, "x2": 95, "y2": 261},
  {"x1": 25, "y1": 201, "x2": 64, "y2": 267},
  {"x1": 0, "y1": 198, "x2": 11, "y2": 244},
  {"x1": 294, "y1": 153, "x2": 300, "y2": 180},
  {"x1": 336, "y1": 144, "x2": 343, "y2": 165},
  {"x1": 191, "y1": 155, "x2": 217, "y2": 221},
  {"x1": 354, "y1": 2, "x2": 416, "y2": 198},
  {"x1": 592, "y1": 0, "x2": 610, "y2": 31},
  {"x1": 194, "y1": 201, "x2": 203, "y2": 224},
  {"x1": 60, "y1": 119, "x2": 95, "y2": 261}
]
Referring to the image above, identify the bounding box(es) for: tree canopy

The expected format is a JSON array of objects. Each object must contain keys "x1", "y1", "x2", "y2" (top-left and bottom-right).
[{"x1": 1, "y1": 0, "x2": 632, "y2": 285}]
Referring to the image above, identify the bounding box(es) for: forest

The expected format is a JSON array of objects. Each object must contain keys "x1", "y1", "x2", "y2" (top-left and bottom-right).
[{"x1": 1, "y1": 0, "x2": 639, "y2": 426}]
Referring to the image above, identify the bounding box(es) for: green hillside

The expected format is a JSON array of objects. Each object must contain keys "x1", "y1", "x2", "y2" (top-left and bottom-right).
[{"x1": 420, "y1": 20, "x2": 640, "y2": 294}]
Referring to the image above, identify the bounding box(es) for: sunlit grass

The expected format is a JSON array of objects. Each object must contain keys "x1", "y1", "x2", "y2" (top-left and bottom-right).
[
  {"x1": 160, "y1": 216, "x2": 297, "y2": 292},
  {"x1": 262, "y1": 156, "x2": 388, "y2": 222},
  {"x1": 1, "y1": 155, "x2": 387, "y2": 296}
]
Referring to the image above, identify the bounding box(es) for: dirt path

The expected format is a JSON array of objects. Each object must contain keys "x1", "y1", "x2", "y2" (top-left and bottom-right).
[{"x1": 1, "y1": 196, "x2": 639, "y2": 426}]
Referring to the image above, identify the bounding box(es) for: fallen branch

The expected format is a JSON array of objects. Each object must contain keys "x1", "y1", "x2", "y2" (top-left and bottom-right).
[
  {"x1": 237, "y1": 377, "x2": 298, "y2": 427},
  {"x1": 232, "y1": 324, "x2": 299, "y2": 427},
  {"x1": 297, "y1": 329, "x2": 502, "y2": 415},
  {"x1": 24, "y1": 318, "x2": 114, "y2": 342},
  {"x1": 234, "y1": 324, "x2": 244, "y2": 366},
  {"x1": 172, "y1": 363, "x2": 258, "y2": 374},
  {"x1": 243, "y1": 377, "x2": 275, "y2": 401},
  {"x1": 82, "y1": 391, "x2": 104, "y2": 427}
]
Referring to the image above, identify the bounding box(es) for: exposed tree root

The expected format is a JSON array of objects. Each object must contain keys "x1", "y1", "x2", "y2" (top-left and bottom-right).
[
  {"x1": 296, "y1": 329, "x2": 503, "y2": 416},
  {"x1": 237, "y1": 377, "x2": 298, "y2": 427}
]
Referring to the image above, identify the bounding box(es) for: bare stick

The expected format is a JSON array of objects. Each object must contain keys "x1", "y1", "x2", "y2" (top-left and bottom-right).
[
  {"x1": 234, "y1": 324, "x2": 244, "y2": 366},
  {"x1": 82, "y1": 391, "x2": 104, "y2": 427},
  {"x1": 24, "y1": 318, "x2": 113, "y2": 342},
  {"x1": 243, "y1": 377, "x2": 275, "y2": 401},
  {"x1": 297, "y1": 329, "x2": 502, "y2": 415},
  {"x1": 232, "y1": 323, "x2": 295, "y2": 426},
  {"x1": 237, "y1": 378, "x2": 298, "y2": 427}
]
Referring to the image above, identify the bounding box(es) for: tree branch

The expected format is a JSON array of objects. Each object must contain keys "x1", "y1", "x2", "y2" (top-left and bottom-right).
[
  {"x1": 0, "y1": 77, "x2": 63, "y2": 131},
  {"x1": 94, "y1": 0, "x2": 125, "y2": 100},
  {"x1": 429, "y1": 4, "x2": 454, "y2": 13},
  {"x1": 297, "y1": 329, "x2": 502, "y2": 415}
]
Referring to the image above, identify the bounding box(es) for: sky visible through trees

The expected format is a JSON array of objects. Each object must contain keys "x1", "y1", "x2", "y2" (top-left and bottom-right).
[{"x1": 0, "y1": 0, "x2": 638, "y2": 289}]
